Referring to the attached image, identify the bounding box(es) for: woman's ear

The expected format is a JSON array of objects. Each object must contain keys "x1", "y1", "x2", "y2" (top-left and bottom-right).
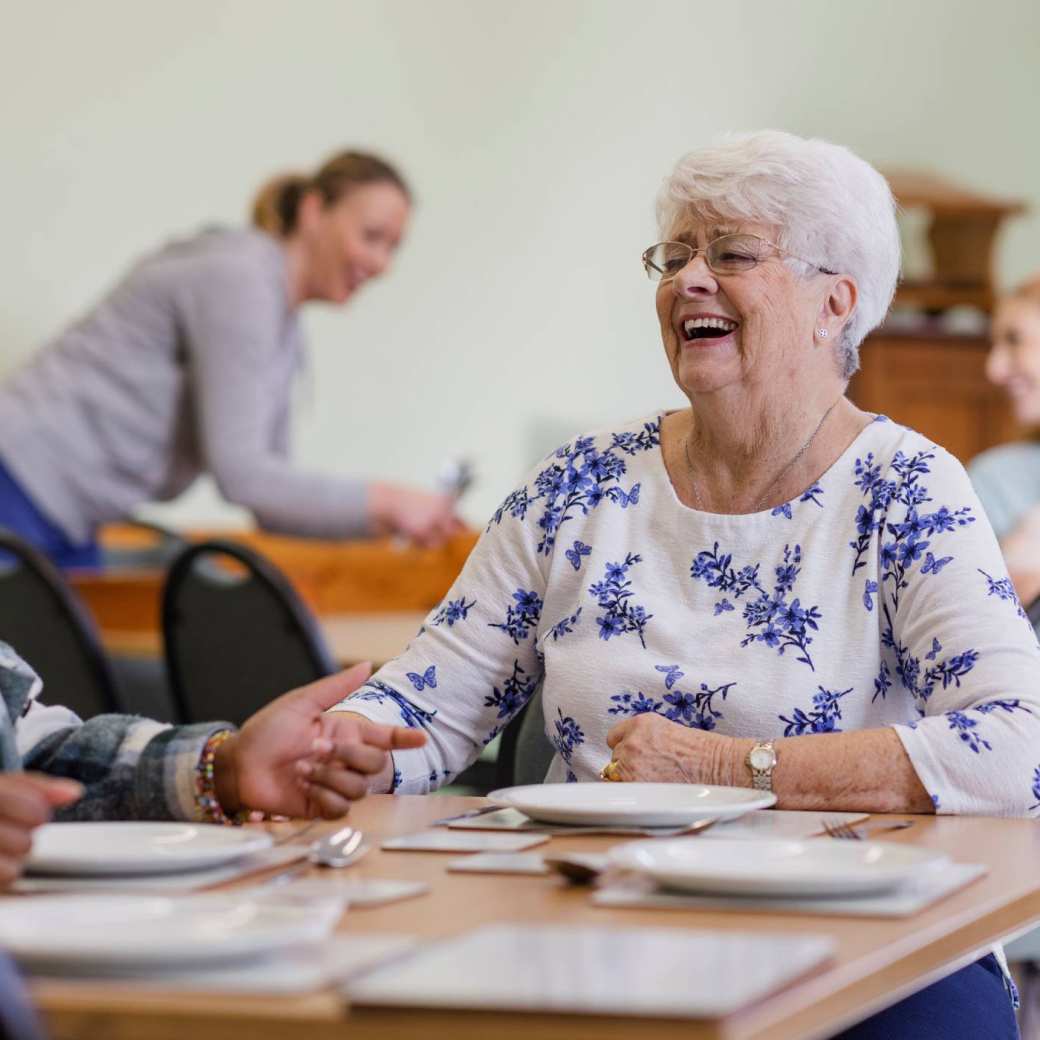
[
  {"x1": 294, "y1": 189, "x2": 325, "y2": 234},
  {"x1": 818, "y1": 275, "x2": 857, "y2": 337}
]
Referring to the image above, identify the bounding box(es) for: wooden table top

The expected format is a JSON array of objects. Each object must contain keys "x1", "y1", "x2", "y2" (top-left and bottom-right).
[
  {"x1": 101, "y1": 610, "x2": 427, "y2": 669},
  {"x1": 30, "y1": 795, "x2": 1040, "y2": 1040}
]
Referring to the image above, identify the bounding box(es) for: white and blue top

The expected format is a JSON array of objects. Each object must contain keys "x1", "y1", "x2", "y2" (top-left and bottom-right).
[{"x1": 336, "y1": 413, "x2": 1040, "y2": 816}]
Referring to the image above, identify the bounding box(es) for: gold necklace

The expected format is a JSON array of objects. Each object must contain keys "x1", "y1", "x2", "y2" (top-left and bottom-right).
[{"x1": 683, "y1": 398, "x2": 842, "y2": 513}]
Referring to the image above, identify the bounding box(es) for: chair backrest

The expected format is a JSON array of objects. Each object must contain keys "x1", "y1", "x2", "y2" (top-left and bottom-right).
[
  {"x1": 0, "y1": 531, "x2": 121, "y2": 719},
  {"x1": 497, "y1": 683, "x2": 555, "y2": 787},
  {"x1": 162, "y1": 540, "x2": 336, "y2": 726}
]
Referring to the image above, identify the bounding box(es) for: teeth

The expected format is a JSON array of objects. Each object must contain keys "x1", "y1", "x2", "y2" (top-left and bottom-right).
[{"x1": 683, "y1": 317, "x2": 738, "y2": 335}]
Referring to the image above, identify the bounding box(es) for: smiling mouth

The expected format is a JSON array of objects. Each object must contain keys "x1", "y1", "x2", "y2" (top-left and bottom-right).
[{"x1": 681, "y1": 317, "x2": 739, "y2": 342}]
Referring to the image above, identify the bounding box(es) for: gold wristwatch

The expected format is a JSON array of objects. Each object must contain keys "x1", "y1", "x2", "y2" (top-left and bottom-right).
[{"x1": 746, "y1": 741, "x2": 777, "y2": 791}]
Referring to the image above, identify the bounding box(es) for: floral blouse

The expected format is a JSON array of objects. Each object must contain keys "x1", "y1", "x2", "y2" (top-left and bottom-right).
[{"x1": 336, "y1": 413, "x2": 1040, "y2": 816}]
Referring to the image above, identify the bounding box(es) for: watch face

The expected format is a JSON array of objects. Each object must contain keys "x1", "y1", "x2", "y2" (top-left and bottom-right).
[{"x1": 749, "y1": 746, "x2": 776, "y2": 770}]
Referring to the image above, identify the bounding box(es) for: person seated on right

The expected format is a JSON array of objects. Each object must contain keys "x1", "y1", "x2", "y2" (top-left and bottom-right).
[{"x1": 969, "y1": 276, "x2": 1040, "y2": 613}]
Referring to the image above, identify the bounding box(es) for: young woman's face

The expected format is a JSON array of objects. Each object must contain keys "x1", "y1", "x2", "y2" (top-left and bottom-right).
[
  {"x1": 986, "y1": 296, "x2": 1040, "y2": 425},
  {"x1": 298, "y1": 182, "x2": 410, "y2": 304}
]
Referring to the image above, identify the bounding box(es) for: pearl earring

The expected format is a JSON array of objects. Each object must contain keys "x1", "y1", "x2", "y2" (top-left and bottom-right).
[{"x1": 817, "y1": 329, "x2": 829, "y2": 338}]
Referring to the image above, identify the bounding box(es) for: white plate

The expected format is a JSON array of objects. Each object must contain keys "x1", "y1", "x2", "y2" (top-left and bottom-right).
[
  {"x1": 27, "y1": 822, "x2": 273, "y2": 876},
  {"x1": 609, "y1": 837, "x2": 949, "y2": 897},
  {"x1": 0, "y1": 894, "x2": 341, "y2": 970},
  {"x1": 487, "y1": 783, "x2": 776, "y2": 827}
]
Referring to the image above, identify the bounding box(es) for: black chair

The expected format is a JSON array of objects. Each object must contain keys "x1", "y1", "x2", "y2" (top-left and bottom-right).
[
  {"x1": 162, "y1": 540, "x2": 336, "y2": 726},
  {"x1": 498, "y1": 684, "x2": 555, "y2": 787},
  {"x1": 0, "y1": 531, "x2": 121, "y2": 719}
]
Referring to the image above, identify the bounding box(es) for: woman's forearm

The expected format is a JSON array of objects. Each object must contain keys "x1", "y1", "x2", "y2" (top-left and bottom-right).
[{"x1": 721, "y1": 728, "x2": 934, "y2": 813}]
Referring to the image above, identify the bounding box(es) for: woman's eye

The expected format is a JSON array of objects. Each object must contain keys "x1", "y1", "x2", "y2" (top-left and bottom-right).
[{"x1": 663, "y1": 258, "x2": 687, "y2": 272}]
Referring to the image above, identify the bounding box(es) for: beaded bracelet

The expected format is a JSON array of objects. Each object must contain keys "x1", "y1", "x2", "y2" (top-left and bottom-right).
[{"x1": 194, "y1": 729, "x2": 241, "y2": 826}]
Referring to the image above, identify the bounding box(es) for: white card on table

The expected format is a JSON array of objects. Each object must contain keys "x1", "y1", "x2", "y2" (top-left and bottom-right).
[
  {"x1": 447, "y1": 852, "x2": 549, "y2": 875},
  {"x1": 381, "y1": 830, "x2": 549, "y2": 853},
  {"x1": 347, "y1": 923, "x2": 833, "y2": 1017},
  {"x1": 271, "y1": 877, "x2": 431, "y2": 906}
]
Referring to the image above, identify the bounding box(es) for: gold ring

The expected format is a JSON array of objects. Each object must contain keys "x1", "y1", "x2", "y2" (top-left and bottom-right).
[{"x1": 600, "y1": 760, "x2": 622, "y2": 782}]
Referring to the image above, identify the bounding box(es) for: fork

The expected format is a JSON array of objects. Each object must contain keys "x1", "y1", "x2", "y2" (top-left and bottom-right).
[{"x1": 822, "y1": 818, "x2": 915, "y2": 840}]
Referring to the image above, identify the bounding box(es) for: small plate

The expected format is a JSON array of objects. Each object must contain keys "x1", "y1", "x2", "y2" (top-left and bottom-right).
[
  {"x1": 487, "y1": 783, "x2": 776, "y2": 827},
  {"x1": 27, "y1": 822, "x2": 273, "y2": 876},
  {"x1": 609, "y1": 837, "x2": 948, "y2": 897},
  {"x1": 0, "y1": 894, "x2": 341, "y2": 969}
]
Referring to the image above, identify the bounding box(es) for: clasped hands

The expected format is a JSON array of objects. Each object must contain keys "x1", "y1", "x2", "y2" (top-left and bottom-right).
[{"x1": 0, "y1": 663, "x2": 425, "y2": 888}]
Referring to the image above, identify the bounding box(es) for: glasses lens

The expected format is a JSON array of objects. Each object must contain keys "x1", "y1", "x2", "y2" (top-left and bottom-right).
[
  {"x1": 706, "y1": 235, "x2": 766, "y2": 273},
  {"x1": 643, "y1": 242, "x2": 693, "y2": 280}
]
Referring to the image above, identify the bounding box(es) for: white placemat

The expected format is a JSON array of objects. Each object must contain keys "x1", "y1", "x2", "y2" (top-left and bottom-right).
[
  {"x1": 447, "y1": 807, "x2": 867, "y2": 838},
  {"x1": 24, "y1": 933, "x2": 418, "y2": 994},
  {"x1": 11, "y1": 845, "x2": 307, "y2": 894},
  {"x1": 592, "y1": 861, "x2": 987, "y2": 917},
  {"x1": 346, "y1": 923, "x2": 833, "y2": 1017}
]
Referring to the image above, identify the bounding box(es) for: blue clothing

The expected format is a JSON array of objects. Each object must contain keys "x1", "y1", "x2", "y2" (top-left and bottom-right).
[
  {"x1": 0, "y1": 459, "x2": 100, "y2": 569},
  {"x1": 834, "y1": 954, "x2": 1017, "y2": 1039},
  {"x1": 969, "y1": 440, "x2": 1040, "y2": 541}
]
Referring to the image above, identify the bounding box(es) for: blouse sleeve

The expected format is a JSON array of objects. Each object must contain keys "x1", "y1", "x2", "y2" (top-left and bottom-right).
[
  {"x1": 882, "y1": 445, "x2": 1040, "y2": 816},
  {"x1": 329, "y1": 468, "x2": 549, "y2": 793}
]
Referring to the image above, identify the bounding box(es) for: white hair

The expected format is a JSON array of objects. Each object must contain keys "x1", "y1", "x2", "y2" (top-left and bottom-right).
[{"x1": 657, "y1": 130, "x2": 900, "y2": 378}]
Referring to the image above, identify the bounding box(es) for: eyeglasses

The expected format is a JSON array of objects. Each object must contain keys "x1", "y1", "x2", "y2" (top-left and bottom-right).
[{"x1": 641, "y1": 233, "x2": 836, "y2": 281}]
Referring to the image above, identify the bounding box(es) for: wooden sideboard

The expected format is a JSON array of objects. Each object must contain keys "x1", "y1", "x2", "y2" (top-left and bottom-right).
[{"x1": 848, "y1": 327, "x2": 1024, "y2": 464}]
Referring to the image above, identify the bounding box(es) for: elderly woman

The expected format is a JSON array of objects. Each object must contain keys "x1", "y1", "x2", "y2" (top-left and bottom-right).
[
  {"x1": 970, "y1": 275, "x2": 1040, "y2": 615},
  {"x1": 328, "y1": 132, "x2": 1036, "y2": 1038}
]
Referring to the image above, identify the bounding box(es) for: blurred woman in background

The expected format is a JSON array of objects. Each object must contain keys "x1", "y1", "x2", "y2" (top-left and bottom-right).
[
  {"x1": 970, "y1": 276, "x2": 1040, "y2": 612},
  {"x1": 0, "y1": 150, "x2": 462, "y2": 568}
]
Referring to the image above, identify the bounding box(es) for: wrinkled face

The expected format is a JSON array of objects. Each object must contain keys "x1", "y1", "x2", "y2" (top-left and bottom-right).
[
  {"x1": 654, "y1": 219, "x2": 828, "y2": 399},
  {"x1": 298, "y1": 182, "x2": 410, "y2": 304},
  {"x1": 986, "y1": 297, "x2": 1040, "y2": 425}
]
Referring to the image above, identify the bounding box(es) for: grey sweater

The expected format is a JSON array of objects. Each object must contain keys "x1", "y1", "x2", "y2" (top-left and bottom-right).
[{"x1": 0, "y1": 228, "x2": 368, "y2": 544}]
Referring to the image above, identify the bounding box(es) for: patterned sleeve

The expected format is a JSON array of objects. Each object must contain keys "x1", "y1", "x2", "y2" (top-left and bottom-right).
[
  {"x1": 22, "y1": 716, "x2": 230, "y2": 822},
  {"x1": 331, "y1": 464, "x2": 552, "y2": 794},
  {"x1": 876, "y1": 444, "x2": 1040, "y2": 816}
]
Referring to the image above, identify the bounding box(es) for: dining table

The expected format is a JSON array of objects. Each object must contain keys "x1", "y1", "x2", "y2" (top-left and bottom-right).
[{"x1": 26, "y1": 794, "x2": 1040, "y2": 1040}]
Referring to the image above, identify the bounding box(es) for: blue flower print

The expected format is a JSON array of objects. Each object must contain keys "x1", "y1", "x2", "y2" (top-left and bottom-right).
[
  {"x1": 483, "y1": 659, "x2": 539, "y2": 721},
  {"x1": 863, "y1": 580, "x2": 878, "y2": 611},
  {"x1": 431, "y1": 597, "x2": 476, "y2": 627},
  {"x1": 588, "y1": 553, "x2": 653, "y2": 647},
  {"x1": 714, "y1": 598, "x2": 735, "y2": 616},
  {"x1": 945, "y1": 700, "x2": 1032, "y2": 754},
  {"x1": 406, "y1": 666, "x2": 437, "y2": 691},
  {"x1": 979, "y1": 569, "x2": 1029, "y2": 621},
  {"x1": 872, "y1": 660, "x2": 892, "y2": 702},
  {"x1": 551, "y1": 707, "x2": 585, "y2": 767},
  {"x1": 390, "y1": 767, "x2": 402, "y2": 792},
  {"x1": 849, "y1": 448, "x2": 974, "y2": 611},
  {"x1": 352, "y1": 680, "x2": 437, "y2": 729},
  {"x1": 488, "y1": 588, "x2": 544, "y2": 644},
  {"x1": 779, "y1": 687, "x2": 852, "y2": 736},
  {"x1": 609, "y1": 665, "x2": 736, "y2": 732},
  {"x1": 771, "y1": 483, "x2": 824, "y2": 520},
  {"x1": 488, "y1": 421, "x2": 660, "y2": 554},
  {"x1": 549, "y1": 607, "x2": 582, "y2": 641},
  {"x1": 565, "y1": 540, "x2": 592, "y2": 571},
  {"x1": 1030, "y1": 766, "x2": 1040, "y2": 811},
  {"x1": 692, "y1": 542, "x2": 821, "y2": 669}
]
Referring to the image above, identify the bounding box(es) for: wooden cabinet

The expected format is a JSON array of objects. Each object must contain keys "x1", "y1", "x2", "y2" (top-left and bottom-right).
[{"x1": 848, "y1": 328, "x2": 1024, "y2": 464}]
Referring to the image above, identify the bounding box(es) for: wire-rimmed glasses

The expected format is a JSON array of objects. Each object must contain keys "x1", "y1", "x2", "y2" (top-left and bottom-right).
[{"x1": 641, "y1": 233, "x2": 836, "y2": 281}]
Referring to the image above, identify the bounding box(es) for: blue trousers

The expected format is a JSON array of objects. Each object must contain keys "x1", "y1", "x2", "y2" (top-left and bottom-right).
[
  {"x1": 833, "y1": 954, "x2": 1018, "y2": 1039},
  {"x1": 0, "y1": 459, "x2": 100, "y2": 570}
]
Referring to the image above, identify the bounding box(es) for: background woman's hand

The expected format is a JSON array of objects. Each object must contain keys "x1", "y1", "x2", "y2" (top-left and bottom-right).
[
  {"x1": 368, "y1": 482, "x2": 464, "y2": 548},
  {"x1": 605, "y1": 713, "x2": 746, "y2": 785},
  {"x1": 1002, "y1": 504, "x2": 1040, "y2": 607},
  {"x1": 213, "y1": 663, "x2": 426, "y2": 819},
  {"x1": 0, "y1": 773, "x2": 83, "y2": 888}
]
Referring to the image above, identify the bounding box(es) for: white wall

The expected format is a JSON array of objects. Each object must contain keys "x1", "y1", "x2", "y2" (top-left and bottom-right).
[{"x1": 2, "y1": 0, "x2": 1039, "y2": 528}]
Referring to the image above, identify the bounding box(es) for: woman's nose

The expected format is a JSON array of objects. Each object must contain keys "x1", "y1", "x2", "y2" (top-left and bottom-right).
[{"x1": 671, "y1": 255, "x2": 718, "y2": 298}]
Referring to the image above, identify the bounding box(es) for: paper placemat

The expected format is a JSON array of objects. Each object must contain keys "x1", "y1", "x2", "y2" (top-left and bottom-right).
[
  {"x1": 592, "y1": 861, "x2": 987, "y2": 918},
  {"x1": 25, "y1": 933, "x2": 418, "y2": 994},
  {"x1": 347, "y1": 923, "x2": 833, "y2": 1017},
  {"x1": 447, "y1": 807, "x2": 868, "y2": 839},
  {"x1": 381, "y1": 830, "x2": 548, "y2": 853},
  {"x1": 12, "y1": 845, "x2": 308, "y2": 894}
]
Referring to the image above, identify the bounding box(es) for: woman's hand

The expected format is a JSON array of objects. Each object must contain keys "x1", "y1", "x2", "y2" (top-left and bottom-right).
[
  {"x1": 0, "y1": 773, "x2": 83, "y2": 889},
  {"x1": 605, "y1": 714, "x2": 748, "y2": 785},
  {"x1": 368, "y1": 482, "x2": 464, "y2": 548},
  {"x1": 213, "y1": 664, "x2": 426, "y2": 819},
  {"x1": 1002, "y1": 505, "x2": 1040, "y2": 607}
]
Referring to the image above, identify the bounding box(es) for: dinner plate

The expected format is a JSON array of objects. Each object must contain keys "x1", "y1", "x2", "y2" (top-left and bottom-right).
[
  {"x1": 0, "y1": 894, "x2": 341, "y2": 969},
  {"x1": 609, "y1": 837, "x2": 948, "y2": 897},
  {"x1": 27, "y1": 822, "x2": 273, "y2": 876},
  {"x1": 486, "y1": 783, "x2": 776, "y2": 827}
]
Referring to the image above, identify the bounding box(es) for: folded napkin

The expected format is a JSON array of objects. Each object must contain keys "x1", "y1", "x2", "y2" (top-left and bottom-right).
[{"x1": 592, "y1": 861, "x2": 987, "y2": 918}]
